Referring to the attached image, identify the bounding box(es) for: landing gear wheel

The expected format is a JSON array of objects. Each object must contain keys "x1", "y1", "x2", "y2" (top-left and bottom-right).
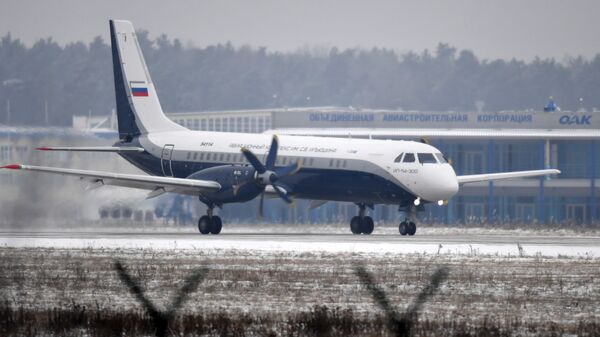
[
  {"x1": 407, "y1": 222, "x2": 416, "y2": 236},
  {"x1": 210, "y1": 216, "x2": 222, "y2": 234},
  {"x1": 361, "y1": 216, "x2": 374, "y2": 235},
  {"x1": 198, "y1": 216, "x2": 211, "y2": 235},
  {"x1": 399, "y1": 221, "x2": 409, "y2": 236},
  {"x1": 350, "y1": 216, "x2": 362, "y2": 234}
]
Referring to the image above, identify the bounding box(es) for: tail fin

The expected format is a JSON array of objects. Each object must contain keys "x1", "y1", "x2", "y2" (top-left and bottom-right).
[{"x1": 109, "y1": 20, "x2": 184, "y2": 141}]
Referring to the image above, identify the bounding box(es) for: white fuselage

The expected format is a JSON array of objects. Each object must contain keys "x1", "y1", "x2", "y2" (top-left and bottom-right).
[{"x1": 136, "y1": 130, "x2": 460, "y2": 203}]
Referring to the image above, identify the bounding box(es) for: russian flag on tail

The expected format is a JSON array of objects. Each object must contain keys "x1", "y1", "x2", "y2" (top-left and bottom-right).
[{"x1": 130, "y1": 81, "x2": 148, "y2": 97}]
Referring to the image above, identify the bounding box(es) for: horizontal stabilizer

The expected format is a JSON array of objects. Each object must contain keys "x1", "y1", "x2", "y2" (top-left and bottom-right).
[
  {"x1": 36, "y1": 146, "x2": 145, "y2": 153},
  {"x1": 457, "y1": 169, "x2": 560, "y2": 185},
  {"x1": 1, "y1": 164, "x2": 221, "y2": 196}
]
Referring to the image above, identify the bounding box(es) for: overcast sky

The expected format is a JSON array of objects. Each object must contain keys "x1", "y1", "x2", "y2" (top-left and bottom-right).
[{"x1": 1, "y1": 0, "x2": 598, "y2": 61}]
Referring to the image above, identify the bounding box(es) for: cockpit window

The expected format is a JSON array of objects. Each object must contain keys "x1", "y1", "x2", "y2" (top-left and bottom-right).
[
  {"x1": 403, "y1": 153, "x2": 416, "y2": 163},
  {"x1": 418, "y1": 153, "x2": 437, "y2": 164},
  {"x1": 394, "y1": 153, "x2": 404, "y2": 163},
  {"x1": 434, "y1": 153, "x2": 447, "y2": 164}
]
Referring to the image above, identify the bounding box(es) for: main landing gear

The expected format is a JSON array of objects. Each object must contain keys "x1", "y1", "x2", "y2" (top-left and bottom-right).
[
  {"x1": 198, "y1": 206, "x2": 222, "y2": 235},
  {"x1": 350, "y1": 203, "x2": 374, "y2": 235}
]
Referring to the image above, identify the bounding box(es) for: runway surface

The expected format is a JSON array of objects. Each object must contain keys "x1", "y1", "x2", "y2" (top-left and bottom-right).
[{"x1": 1, "y1": 228, "x2": 599, "y2": 257}]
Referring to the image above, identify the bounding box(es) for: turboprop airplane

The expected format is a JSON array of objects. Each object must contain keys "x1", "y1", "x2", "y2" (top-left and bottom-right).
[{"x1": 0, "y1": 20, "x2": 560, "y2": 236}]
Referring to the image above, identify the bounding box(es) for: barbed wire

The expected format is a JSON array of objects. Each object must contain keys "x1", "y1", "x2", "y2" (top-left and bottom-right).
[
  {"x1": 354, "y1": 265, "x2": 449, "y2": 337},
  {"x1": 113, "y1": 260, "x2": 209, "y2": 337}
]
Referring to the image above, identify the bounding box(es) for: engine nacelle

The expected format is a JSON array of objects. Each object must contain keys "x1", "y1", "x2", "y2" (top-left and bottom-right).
[{"x1": 187, "y1": 165, "x2": 261, "y2": 203}]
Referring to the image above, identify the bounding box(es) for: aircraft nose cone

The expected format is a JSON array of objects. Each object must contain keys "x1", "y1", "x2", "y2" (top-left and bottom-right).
[
  {"x1": 440, "y1": 176, "x2": 459, "y2": 200},
  {"x1": 425, "y1": 166, "x2": 459, "y2": 202}
]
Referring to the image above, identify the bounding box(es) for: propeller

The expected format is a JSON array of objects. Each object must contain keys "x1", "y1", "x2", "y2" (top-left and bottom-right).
[{"x1": 240, "y1": 135, "x2": 301, "y2": 218}]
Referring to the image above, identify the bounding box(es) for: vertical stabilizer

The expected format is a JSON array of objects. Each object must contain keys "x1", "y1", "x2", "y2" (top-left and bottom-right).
[{"x1": 109, "y1": 20, "x2": 184, "y2": 141}]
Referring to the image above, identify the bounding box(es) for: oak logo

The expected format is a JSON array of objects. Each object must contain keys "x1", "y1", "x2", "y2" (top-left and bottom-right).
[{"x1": 559, "y1": 115, "x2": 591, "y2": 125}]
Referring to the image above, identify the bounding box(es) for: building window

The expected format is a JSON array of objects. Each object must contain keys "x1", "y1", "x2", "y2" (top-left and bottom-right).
[
  {"x1": 215, "y1": 118, "x2": 221, "y2": 132},
  {"x1": 15, "y1": 146, "x2": 28, "y2": 159},
  {"x1": 566, "y1": 204, "x2": 586, "y2": 224},
  {"x1": 515, "y1": 203, "x2": 535, "y2": 223},
  {"x1": 201, "y1": 119, "x2": 207, "y2": 130},
  {"x1": 464, "y1": 151, "x2": 484, "y2": 174},
  {"x1": 258, "y1": 117, "x2": 264, "y2": 132},
  {"x1": 222, "y1": 118, "x2": 228, "y2": 132},
  {"x1": 0, "y1": 146, "x2": 12, "y2": 161},
  {"x1": 193, "y1": 119, "x2": 200, "y2": 130},
  {"x1": 243, "y1": 117, "x2": 250, "y2": 132}
]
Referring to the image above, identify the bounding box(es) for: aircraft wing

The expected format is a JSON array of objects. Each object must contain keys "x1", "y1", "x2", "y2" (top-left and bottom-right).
[
  {"x1": 35, "y1": 146, "x2": 145, "y2": 153},
  {"x1": 457, "y1": 169, "x2": 560, "y2": 185},
  {"x1": 1, "y1": 164, "x2": 221, "y2": 198}
]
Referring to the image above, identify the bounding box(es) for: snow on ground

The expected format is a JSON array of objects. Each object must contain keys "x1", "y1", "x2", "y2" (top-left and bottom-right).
[{"x1": 1, "y1": 226, "x2": 599, "y2": 257}]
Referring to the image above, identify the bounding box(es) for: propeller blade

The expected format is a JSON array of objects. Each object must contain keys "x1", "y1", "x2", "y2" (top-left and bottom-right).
[
  {"x1": 272, "y1": 182, "x2": 293, "y2": 204},
  {"x1": 265, "y1": 135, "x2": 279, "y2": 170},
  {"x1": 241, "y1": 148, "x2": 266, "y2": 174},
  {"x1": 258, "y1": 192, "x2": 265, "y2": 220},
  {"x1": 275, "y1": 161, "x2": 301, "y2": 177}
]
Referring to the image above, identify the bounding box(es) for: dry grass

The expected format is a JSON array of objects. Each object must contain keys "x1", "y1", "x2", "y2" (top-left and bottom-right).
[{"x1": 1, "y1": 247, "x2": 599, "y2": 336}]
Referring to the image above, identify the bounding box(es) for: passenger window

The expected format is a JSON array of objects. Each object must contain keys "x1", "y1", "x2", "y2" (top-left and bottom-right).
[
  {"x1": 418, "y1": 153, "x2": 437, "y2": 164},
  {"x1": 194, "y1": 152, "x2": 199, "y2": 160},
  {"x1": 394, "y1": 153, "x2": 404, "y2": 163},
  {"x1": 187, "y1": 152, "x2": 191, "y2": 160},
  {"x1": 434, "y1": 153, "x2": 447, "y2": 164},
  {"x1": 403, "y1": 153, "x2": 416, "y2": 163}
]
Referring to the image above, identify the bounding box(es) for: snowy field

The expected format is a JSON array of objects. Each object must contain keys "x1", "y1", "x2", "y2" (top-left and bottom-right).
[{"x1": 1, "y1": 227, "x2": 600, "y2": 336}]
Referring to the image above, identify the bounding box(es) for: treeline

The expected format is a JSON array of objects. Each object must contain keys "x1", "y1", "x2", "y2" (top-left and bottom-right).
[{"x1": 1, "y1": 31, "x2": 599, "y2": 126}]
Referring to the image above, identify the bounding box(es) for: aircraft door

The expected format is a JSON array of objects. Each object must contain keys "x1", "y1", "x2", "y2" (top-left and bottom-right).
[{"x1": 161, "y1": 144, "x2": 175, "y2": 177}]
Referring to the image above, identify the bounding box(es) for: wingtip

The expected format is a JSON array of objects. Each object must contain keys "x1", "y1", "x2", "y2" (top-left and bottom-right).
[
  {"x1": 1, "y1": 164, "x2": 22, "y2": 170},
  {"x1": 35, "y1": 147, "x2": 51, "y2": 151}
]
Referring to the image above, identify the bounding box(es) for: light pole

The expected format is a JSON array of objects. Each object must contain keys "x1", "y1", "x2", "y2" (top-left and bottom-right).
[{"x1": 2, "y1": 78, "x2": 24, "y2": 125}]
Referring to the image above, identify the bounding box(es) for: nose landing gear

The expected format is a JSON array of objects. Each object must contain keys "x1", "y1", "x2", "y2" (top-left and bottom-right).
[
  {"x1": 198, "y1": 205, "x2": 222, "y2": 235},
  {"x1": 398, "y1": 221, "x2": 416, "y2": 236},
  {"x1": 350, "y1": 203, "x2": 374, "y2": 235},
  {"x1": 398, "y1": 203, "x2": 419, "y2": 236}
]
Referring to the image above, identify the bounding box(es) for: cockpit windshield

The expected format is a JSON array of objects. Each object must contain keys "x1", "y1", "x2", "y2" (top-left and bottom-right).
[
  {"x1": 417, "y1": 153, "x2": 437, "y2": 164},
  {"x1": 434, "y1": 153, "x2": 447, "y2": 164},
  {"x1": 403, "y1": 153, "x2": 416, "y2": 163}
]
